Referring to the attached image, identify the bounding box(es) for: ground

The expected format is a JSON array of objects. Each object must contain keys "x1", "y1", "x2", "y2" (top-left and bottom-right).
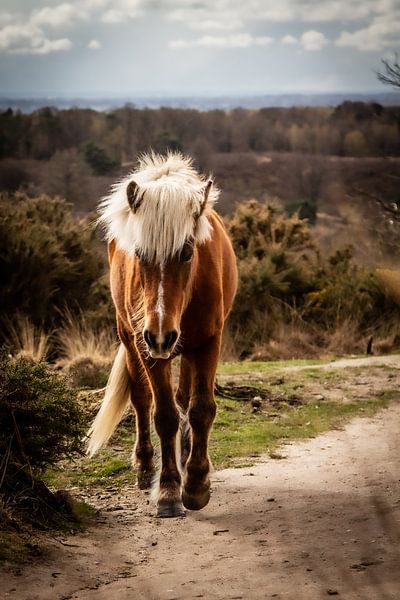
[{"x1": 2, "y1": 356, "x2": 400, "y2": 599}]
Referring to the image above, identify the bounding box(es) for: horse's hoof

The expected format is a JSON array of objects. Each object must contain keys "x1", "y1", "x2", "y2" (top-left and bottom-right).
[
  {"x1": 182, "y1": 487, "x2": 210, "y2": 511},
  {"x1": 156, "y1": 500, "x2": 186, "y2": 518},
  {"x1": 137, "y1": 470, "x2": 154, "y2": 490}
]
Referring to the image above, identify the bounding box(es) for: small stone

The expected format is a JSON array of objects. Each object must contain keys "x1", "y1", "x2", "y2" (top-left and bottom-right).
[
  {"x1": 326, "y1": 590, "x2": 339, "y2": 596},
  {"x1": 252, "y1": 396, "x2": 262, "y2": 408}
]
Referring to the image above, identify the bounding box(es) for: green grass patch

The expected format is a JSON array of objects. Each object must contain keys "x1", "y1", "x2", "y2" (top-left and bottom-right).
[
  {"x1": 218, "y1": 358, "x2": 329, "y2": 377},
  {"x1": 44, "y1": 452, "x2": 134, "y2": 489},
  {"x1": 210, "y1": 392, "x2": 394, "y2": 468}
]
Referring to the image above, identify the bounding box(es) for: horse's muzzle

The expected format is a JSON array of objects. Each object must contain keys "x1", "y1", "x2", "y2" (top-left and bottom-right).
[{"x1": 143, "y1": 328, "x2": 178, "y2": 359}]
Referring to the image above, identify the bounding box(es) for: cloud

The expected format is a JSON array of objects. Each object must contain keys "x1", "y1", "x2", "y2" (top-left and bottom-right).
[
  {"x1": 301, "y1": 30, "x2": 328, "y2": 51},
  {"x1": 88, "y1": 39, "x2": 101, "y2": 49},
  {"x1": 165, "y1": 0, "x2": 389, "y2": 31},
  {"x1": 170, "y1": 34, "x2": 273, "y2": 49},
  {"x1": 0, "y1": 22, "x2": 72, "y2": 54},
  {"x1": 0, "y1": 0, "x2": 142, "y2": 54},
  {"x1": 336, "y1": 12, "x2": 400, "y2": 51},
  {"x1": 31, "y1": 3, "x2": 77, "y2": 28},
  {"x1": 1, "y1": 0, "x2": 398, "y2": 56},
  {"x1": 281, "y1": 34, "x2": 298, "y2": 45}
]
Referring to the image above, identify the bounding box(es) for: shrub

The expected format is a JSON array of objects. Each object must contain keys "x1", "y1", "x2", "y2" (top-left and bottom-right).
[
  {"x1": 0, "y1": 192, "x2": 106, "y2": 335},
  {"x1": 0, "y1": 349, "x2": 93, "y2": 533},
  {"x1": 227, "y1": 199, "x2": 317, "y2": 348},
  {"x1": 225, "y1": 200, "x2": 400, "y2": 357},
  {"x1": 0, "y1": 350, "x2": 85, "y2": 477}
]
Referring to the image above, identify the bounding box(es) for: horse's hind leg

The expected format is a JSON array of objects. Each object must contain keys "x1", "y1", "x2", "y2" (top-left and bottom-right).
[
  {"x1": 176, "y1": 357, "x2": 192, "y2": 470},
  {"x1": 120, "y1": 329, "x2": 155, "y2": 489},
  {"x1": 182, "y1": 335, "x2": 219, "y2": 511}
]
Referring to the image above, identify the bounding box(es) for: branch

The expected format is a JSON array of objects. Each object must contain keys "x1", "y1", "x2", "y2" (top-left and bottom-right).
[
  {"x1": 349, "y1": 186, "x2": 400, "y2": 222},
  {"x1": 376, "y1": 54, "x2": 400, "y2": 89}
]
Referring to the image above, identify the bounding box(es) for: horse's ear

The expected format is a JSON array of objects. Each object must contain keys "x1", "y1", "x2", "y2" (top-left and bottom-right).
[
  {"x1": 127, "y1": 180, "x2": 143, "y2": 213},
  {"x1": 199, "y1": 179, "x2": 213, "y2": 216}
]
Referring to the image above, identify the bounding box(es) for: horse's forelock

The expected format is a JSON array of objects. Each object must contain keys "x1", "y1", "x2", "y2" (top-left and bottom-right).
[{"x1": 98, "y1": 153, "x2": 218, "y2": 263}]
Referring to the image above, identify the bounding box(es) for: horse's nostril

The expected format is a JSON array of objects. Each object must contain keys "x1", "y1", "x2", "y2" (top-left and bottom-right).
[
  {"x1": 162, "y1": 330, "x2": 178, "y2": 351},
  {"x1": 143, "y1": 329, "x2": 156, "y2": 349}
]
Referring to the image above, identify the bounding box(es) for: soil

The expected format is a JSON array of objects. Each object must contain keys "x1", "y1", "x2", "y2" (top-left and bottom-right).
[{"x1": 2, "y1": 359, "x2": 400, "y2": 600}]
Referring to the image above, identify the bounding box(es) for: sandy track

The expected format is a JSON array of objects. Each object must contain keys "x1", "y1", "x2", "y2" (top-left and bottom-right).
[
  {"x1": 283, "y1": 354, "x2": 400, "y2": 371},
  {"x1": 3, "y1": 399, "x2": 400, "y2": 600}
]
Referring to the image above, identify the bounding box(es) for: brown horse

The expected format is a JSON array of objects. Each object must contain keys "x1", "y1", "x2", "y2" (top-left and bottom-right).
[{"x1": 87, "y1": 153, "x2": 237, "y2": 517}]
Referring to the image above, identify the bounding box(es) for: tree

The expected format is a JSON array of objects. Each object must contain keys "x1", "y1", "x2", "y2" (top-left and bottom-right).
[
  {"x1": 84, "y1": 142, "x2": 119, "y2": 175},
  {"x1": 377, "y1": 54, "x2": 400, "y2": 88}
]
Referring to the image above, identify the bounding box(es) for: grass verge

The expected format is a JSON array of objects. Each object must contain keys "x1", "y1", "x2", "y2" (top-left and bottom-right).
[{"x1": 211, "y1": 393, "x2": 393, "y2": 468}]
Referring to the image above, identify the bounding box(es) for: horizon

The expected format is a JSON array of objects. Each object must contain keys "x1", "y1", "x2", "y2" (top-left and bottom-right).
[{"x1": 1, "y1": 89, "x2": 399, "y2": 99}]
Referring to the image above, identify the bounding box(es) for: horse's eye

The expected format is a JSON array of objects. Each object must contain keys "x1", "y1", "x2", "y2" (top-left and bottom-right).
[{"x1": 180, "y1": 241, "x2": 194, "y2": 262}]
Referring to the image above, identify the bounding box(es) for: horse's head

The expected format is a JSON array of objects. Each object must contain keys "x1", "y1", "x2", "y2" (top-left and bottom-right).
[
  {"x1": 98, "y1": 154, "x2": 218, "y2": 359},
  {"x1": 128, "y1": 178, "x2": 213, "y2": 359}
]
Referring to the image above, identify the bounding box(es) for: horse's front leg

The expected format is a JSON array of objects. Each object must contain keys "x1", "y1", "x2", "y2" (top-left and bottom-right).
[
  {"x1": 182, "y1": 336, "x2": 219, "y2": 511},
  {"x1": 118, "y1": 324, "x2": 155, "y2": 489},
  {"x1": 144, "y1": 359, "x2": 185, "y2": 518}
]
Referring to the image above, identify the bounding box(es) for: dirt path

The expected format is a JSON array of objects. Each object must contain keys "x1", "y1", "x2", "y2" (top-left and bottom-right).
[
  {"x1": 284, "y1": 354, "x2": 400, "y2": 371},
  {"x1": 3, "y1": 398, "x2": 400, "y2": 600}
]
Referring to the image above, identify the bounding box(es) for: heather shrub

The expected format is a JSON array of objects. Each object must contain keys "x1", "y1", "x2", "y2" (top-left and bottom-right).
[
  {"x1": 0, "y1": 349, "x2": 87, "y2": 527},
  {"x1": 0, "y1": 350, "x2": 85, "y2": 476}
]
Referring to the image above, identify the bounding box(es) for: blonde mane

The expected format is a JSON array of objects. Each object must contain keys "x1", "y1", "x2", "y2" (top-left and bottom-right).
[{"x1": 98, "y1": 152, "x2": 219, "y2": 263}]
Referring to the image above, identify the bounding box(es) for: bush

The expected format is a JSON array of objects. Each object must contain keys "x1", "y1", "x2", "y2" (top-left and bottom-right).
[
  {"x1": 225, "y1": 200, "x2": 400, "y2": 357},
  {"x1": 0, "y1": 350, "x2": 85, "y2": 476},
  {"x1": 0, "y1": 192, "x2": 107, "y2": 335},
  {"x1": 227, "y1": 200, "x2": 317, "y2": 346}
]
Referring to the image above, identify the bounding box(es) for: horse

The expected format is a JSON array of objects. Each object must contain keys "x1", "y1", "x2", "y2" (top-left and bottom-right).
[{"x1": 87, "y1": 152, "x2": 237, "y2": 517}]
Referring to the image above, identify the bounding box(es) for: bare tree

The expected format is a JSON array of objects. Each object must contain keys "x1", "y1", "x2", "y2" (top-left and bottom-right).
[{"x1": 377, "y1": 54, "x2": 400, "y2": 88}]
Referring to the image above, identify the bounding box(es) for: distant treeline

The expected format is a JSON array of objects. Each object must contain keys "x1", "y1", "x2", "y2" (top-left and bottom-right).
[{"x1": 1, "y1": 102, "x2": 399, "y2": 166}]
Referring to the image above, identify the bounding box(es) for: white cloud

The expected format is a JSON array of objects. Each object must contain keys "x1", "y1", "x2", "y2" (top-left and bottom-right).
[
  {"x1": 336, "y1": 13, "x2": 400, "y2": 51},
  {"x1": 88, "y1": 39, "x2": 101, "y2": 49},
  {"x1": 1, "y1": 0, "x2": 398, "y2": 56},
  {"x1": 27, "y1": 37, "x2": 72, "y2": 54},
  {"x1": 31, "y1": 3, "x2": 77, "y2": 28},
  {"x1": 0, "y1": 23, "x2": 72, "y2": 54},
  {"x1": 0, "y1": 0, "x2": 143, "y2": 54},
  {"x1": 281, "y1": 34, "x2": 298, "y2": 45},
  {"x1": 170, "y1": 34, "x2": 273, "y2": 49},
  {"x1": 301, "y1": 30, "x2": 328, "y2": 51}
]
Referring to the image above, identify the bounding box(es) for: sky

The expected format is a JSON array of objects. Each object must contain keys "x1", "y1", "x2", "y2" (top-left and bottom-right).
[{"x1": 0, "y1": 0, "x2": 399, "y2": 97}]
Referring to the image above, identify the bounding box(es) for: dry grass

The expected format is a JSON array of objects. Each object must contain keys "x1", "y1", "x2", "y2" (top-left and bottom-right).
[
  {"x1": 56, "y1": 313, "x2": 116, "y2": 368},
  {"x1": 250, "y1": 320, "x2": 322, "y2": 361},
  {"x1": 376, "y1": 268, "x2": 400, "y2": 303},
  {"x1": 3, "y1": 314, "x2": 51, "y2": 361},
  {"x1": 245, "y1": 317, "x2": 400, "y2": 362}
]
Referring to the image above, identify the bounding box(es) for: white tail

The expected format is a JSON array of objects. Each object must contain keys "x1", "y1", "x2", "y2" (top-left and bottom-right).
[{"x1": 86, "y1": 343, "x2": 131, "y2": 456}]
